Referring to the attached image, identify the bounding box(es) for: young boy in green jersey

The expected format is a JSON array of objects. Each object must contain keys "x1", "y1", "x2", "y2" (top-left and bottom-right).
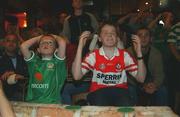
[{"x1": 20, "y1": 34, "x2": 67, "y2": 104}]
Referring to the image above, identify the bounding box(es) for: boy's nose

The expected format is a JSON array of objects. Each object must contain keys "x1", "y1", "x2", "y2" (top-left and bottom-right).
[
  {"x1": 107, "y1": 33, "x2": 113, "y2": 37},
  {"x1": 44, "y1": 45, "x2": 49, "y2": 49}
]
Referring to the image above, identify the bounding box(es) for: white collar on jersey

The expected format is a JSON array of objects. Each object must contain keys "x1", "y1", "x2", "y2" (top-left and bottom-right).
[
  {"x1": 42, "y1": 57, "x2": 52, "y2": 60},
  {"x1": 99, "y1": 47, "x2": 119, "y2": 60}
]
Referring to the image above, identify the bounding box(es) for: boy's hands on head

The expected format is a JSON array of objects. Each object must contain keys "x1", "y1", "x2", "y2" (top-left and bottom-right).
[
  {"x1": 79, "y1": 31, "x2": 91, "y2": 48},
  {"x1": 52, "y1": 34, "x2": 68, "y2": 45},
  {"x1": 51, "y1": 34, "x2": 67, "y2": 59}
]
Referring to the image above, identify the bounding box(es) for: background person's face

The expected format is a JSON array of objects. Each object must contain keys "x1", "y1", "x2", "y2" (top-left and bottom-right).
[
  {"x1": 136, "y1": 29, "x2": 151, "y2": 48},
  {"x1": 72, "y1": 0, "x2": 83, "y2": 9},
  {"x1": 59, "y1": 13, "x2": 68, "y2": 24},
  {"x1": 4, "y1": 34, "x2": 18, "y2": 53}
]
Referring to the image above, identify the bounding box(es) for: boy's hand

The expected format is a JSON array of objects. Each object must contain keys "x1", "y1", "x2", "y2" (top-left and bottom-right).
[
  {"x1": 79, "y1": 31, "x2": 91, "y2": 48},
  {"x1": 52, "y1": 34, "x2": 68, "y2": 45},
  {"x1": 57, "y1": 35, "x2": 67, "y2": 44}
]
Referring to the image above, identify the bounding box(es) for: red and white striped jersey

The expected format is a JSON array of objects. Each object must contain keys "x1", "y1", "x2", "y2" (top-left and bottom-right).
[{"x1": 82, "y1": 47, "x2": 137, "y2": 92}]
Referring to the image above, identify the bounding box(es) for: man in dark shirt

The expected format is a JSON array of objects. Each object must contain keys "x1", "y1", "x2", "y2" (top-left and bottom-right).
[{"x1": 0, "y1": 33, "x2": 28, "y2": 101}]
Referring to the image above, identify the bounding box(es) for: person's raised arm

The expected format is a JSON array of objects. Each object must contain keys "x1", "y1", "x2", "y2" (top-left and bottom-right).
[
  {"x1": 72, "y1": 31, "x2": 91, "y2": 80},
  {"x1": 131, "y1": 35, "x2": 146, "y2": 83},
  {"x1": 20, "y1": 35, "x2": 42, "y2": 59},
  {"x1": 117, "y1": 13, "x2": 135, "y2": 24},
  {"x1": 0, "y1": 81, "x2": 16, "y2": 117},
  {"x1": 148, "y1": 13, "x2": 162, "y2": 29},
  {"x1": 55, "y1": 35, "x2": 67, "y2": 59}
]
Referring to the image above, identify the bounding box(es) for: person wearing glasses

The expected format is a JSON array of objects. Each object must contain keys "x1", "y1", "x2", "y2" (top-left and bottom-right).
[{"x1": 20, "y1": 34, "x2": 67, "y2": 104}]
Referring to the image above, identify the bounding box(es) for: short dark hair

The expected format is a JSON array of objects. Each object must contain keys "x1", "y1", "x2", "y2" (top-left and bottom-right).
[
  {"x1": 98, "y1": 21, "x2": 119, "y2": 36},
  {"x1": 135, "y1": 26, "x2": 152, "y2": 37},
  {"x1": 4, "y1": 33, "x2": 19, "y2": 42}
]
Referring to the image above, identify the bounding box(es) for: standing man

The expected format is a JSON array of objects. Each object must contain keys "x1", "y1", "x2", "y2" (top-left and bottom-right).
[
  {"x1": 62, "y1": 0, "x2": 99, "y2": 45},
  {"x1": 61, "y1": 0, "x2": 99, "y2": 105},
  {"x1": 62, "y1": 0, "x2": 99, "y2": 67}
]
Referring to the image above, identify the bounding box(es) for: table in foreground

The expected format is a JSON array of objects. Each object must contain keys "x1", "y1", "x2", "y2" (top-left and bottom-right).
[{"x1": 11, "y1": 101, "x2": 178, "y2": 117}]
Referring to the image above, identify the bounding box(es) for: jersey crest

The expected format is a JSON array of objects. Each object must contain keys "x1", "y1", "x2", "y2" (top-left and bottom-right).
[
  {"x1": 47, "y1": 62, "x2": 54, "y2": 69},
  {"x1": 99, "y1": 63, "x2": 106, "y2": 70}
]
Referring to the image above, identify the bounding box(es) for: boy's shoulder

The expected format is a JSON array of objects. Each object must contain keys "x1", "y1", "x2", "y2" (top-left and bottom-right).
[{"x1": 117, "y1": 48, "x2": 127, "y2": 52}]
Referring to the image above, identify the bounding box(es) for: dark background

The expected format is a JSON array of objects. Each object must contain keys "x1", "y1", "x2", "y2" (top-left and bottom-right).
[{"x1": 0, "y1": 0, "x2": 179, "y2": 37}]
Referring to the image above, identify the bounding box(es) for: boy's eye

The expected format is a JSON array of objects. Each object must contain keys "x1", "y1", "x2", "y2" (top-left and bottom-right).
[
  {"x1": 104, "y1": 33, "x2": 116, "y2": 36},
  {"x1": 40, "y1": 41, "x2": 54, "y2": 46}
]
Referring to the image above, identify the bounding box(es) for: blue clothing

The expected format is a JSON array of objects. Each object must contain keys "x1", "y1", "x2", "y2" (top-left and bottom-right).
[
  {"x1": 128, "y1": 85, "x2": 168, "y2": 106},
  {"x1": 61, "y1": 82, "x2": 90, "y2": 105},
  {"x1": 87, "y1": 87, "x2": 132, "y2": 106},
  {"x1": 127, "y1": 46, "x2": 168, "y2": 106}
]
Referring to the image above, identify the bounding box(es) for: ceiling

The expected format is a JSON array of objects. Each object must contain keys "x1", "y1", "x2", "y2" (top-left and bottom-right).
[{"x1": 4, "y1": 0, "x2": 72, "y2": 13}]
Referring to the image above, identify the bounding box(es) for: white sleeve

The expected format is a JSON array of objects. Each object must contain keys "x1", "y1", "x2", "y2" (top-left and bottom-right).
[
  {"x1": 124, "y1": 51, "x2": 138, "y2": 77},
  {"x1": 81, "y1": 52, "x2": 96, "y2": 74}
]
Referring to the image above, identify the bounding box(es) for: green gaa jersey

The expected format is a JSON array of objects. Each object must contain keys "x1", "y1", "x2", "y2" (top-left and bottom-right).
[{"x1": 25, "y1": 52, "x2": 67, "y2": 104}]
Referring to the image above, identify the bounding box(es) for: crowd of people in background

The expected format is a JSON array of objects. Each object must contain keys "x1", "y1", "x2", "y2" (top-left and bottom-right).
[{"x1": 0, "y1": 0, "x2": 179, "y2": 116}]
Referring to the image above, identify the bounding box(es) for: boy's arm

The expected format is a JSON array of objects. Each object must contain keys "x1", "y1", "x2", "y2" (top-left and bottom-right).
[
  {"x1": 131, "y1": 35, "x2": 146, "y2": 83},
  {"x1": 0, "y1": 81, "x2": 16, "y2": 117},
  {"x1": 72, "y1": 31, "x2": 91, "y2": 80},
  {"x1": 56, "y1": 35, "x2": 67, "y2": 59},
  {"x1": 20, "y1": 35, "x2": 42, "y2": 59}
]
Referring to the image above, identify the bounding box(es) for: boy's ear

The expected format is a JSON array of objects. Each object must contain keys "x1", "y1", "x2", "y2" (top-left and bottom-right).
[{"x1": 37, "y1": 48, "x2": 40, "y2": 53}]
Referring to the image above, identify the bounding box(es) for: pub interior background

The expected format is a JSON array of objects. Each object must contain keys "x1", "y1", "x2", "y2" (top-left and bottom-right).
[
  {"x1": 0, "y1": 0, "x2": 180, "y2": 116},
  {"x1": 0, "y1": 0, "x2": 179, "y2": 38}
]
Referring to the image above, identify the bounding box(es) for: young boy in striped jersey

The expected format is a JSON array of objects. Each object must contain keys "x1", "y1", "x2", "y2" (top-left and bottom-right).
[{"x1": 72, "y1": 22, "x2": 146, "y2": 106}]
